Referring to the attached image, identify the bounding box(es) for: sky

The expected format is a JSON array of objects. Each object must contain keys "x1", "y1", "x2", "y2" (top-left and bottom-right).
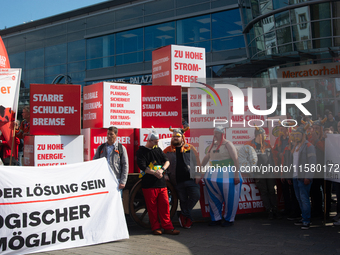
[{"x1": 0, "y1": 0, "x2": 109, "y2": 29}]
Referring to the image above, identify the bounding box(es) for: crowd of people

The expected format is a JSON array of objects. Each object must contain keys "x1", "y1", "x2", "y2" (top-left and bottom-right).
[
  {"x1": 2, "y1": 106, "x2": 340, "y2": 234},
  {"x1": 94, "y1": 110, "x2": 340, "y2": 234}
]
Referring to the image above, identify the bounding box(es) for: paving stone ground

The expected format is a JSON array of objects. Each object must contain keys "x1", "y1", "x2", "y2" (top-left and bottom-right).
[{"x1": 35, "y1": 204, "x2": 340, "y2": 255}]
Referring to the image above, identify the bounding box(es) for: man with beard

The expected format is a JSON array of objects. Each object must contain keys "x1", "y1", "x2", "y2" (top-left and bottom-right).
[
  {"x1": 163, "y1": 126, "x2": 200, "y2": 229},
  {"x1": 201, "y1": 126, "x2": 241, "y2": 227},
  {"x1": 289, "y1": 125, "x2": 316, "y2": 229}
]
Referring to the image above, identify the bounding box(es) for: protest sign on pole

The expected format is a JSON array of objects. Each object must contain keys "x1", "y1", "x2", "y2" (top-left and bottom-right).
[
  {"x1": 0, "y1": 36, "x2": 10, "y2": 69},
  {"x1": 0, "y1": 68, "x2": 21, "y2": 148},
  {"x1": 0, "y1": 158, "x2": 129, "y2": 254}
]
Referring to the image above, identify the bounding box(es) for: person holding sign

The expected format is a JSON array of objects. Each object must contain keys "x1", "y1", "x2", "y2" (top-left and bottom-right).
[
  {"x1": 136, "y1": 128, "x2": 180, "y2": 235},
  {"x1": 163, "y1": 126, "x2": 200, "y2": 229},
  {"x1": 201, "y1": 126, "x2": 242, "y2": 227},
  {"x1": 93, "y1": 126, "x2": 129, "y2": 191}
]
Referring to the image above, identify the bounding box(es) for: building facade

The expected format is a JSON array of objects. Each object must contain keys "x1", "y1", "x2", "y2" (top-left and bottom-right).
[{"x1": 0, "y1": 0, "x2": 339, "y2": 119}]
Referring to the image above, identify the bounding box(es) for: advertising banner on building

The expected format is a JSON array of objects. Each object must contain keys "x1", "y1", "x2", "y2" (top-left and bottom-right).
[
  {"x1": 30, "y1": 84, "x2": 81, "y2": 135},
  {"x1": 0, "y1": 68, "x2": 21, "y2": 145},
  {"x1": 278, "y1": 62, "x2": 340, "y2": 79},
  {"x1": 23, "y1": 135, "x2": 83, "y2": 167},
  {"x1": 0, "y1": 158, "x2": 129, "y2": 254},
  {"x1": 82, "y1": 128, "x2": 135, "y2": 173},
  {"x1": 141, "y1": 86, "x2": 182, "y2": 128},
  {"x1": 325, "y1": 134, "x2": 340, "y2": 183},
  {"x1": 152, "y1": 45, "x2": 206, "y2": 87}
]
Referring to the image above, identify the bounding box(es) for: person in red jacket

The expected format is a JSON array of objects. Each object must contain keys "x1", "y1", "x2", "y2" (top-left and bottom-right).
[{"x1": 0, "y1": 131, "x2": 20, "y2": 165}]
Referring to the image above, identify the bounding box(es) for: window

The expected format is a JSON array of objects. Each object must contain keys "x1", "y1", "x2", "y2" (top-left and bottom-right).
[
  {"x1": 177, "y1": 15, "x2": 211, "y2": 44},
  {"x1": 212, "y1": 10, "x2": 243, "y2": 39},
  {"x1": 116, "y1": 28, "x2": 143, "y2": 54},
  {"x1": 145, "y1": 22, "x2": 175, "y2": 50},
  {"x1": 87, "y1": 34, "x2": 114, "y2": 59},
  {"x1": 311, "y1": 3, "x2": 331, "y2": 20},
  {"x1": 26, "y1": 48, "x2": 44, "y2": 69},
  {"x1": 212, "y1": 36, "x2": 245, "y2": 51},
  {"x1": 68, "y1": 40, "x2": 85, "y2": 62},
  {"x1": 291, "y1": 7, "x2": 309, "y2": 24},
  {"x1": 312, "y1": 21, "x2": 331, "y2": 38},
  {"x1": 275, "y1": 11, "x2": 290, "y2": 28},
  {"x1": 277, "y1": 27, "x2": 292, "y2": 45},
  {"x1": 45, "y1": 44, "x2": 67, "y2": 66}
]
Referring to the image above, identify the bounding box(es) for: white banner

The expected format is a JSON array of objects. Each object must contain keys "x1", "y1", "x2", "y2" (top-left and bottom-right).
[
  {"x1": 325, "y1": 134, "x2": 340, "y2": 183},
  {"x1": 0, "y1": 68, "x2": 21, "y2": 112},
  {"x1": 103, "y1": 82, "x2": 141, "y2": 128},
  {"x1": 171, "y1": 45, "x2": 206, "y2": 87},
  {"x1": 0, "y1": 158, "x2": 129, "y2": 254}
]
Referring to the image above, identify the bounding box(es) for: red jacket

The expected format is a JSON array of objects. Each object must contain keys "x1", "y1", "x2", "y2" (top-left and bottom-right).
[{"x1": 0, "y1": 134, "x2": 20, "y2": 160}]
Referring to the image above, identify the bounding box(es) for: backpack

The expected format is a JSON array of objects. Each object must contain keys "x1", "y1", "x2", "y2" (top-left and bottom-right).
[{"x1": 98, "y1": 142, "x2": 124, "y2": 161}]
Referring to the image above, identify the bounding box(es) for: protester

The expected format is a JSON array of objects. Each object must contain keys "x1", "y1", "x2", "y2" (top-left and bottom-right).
[
  {"x1": 0, "y1": 125, "x2": 20, "y2": 165},
  {"x1": 335, "y1": 112, "x2": 340, "y2": 122},
  {"x1": 17, "y1": 106, "x2": 30, "y2": 139},
  {"x1": 201, "y1": 126, "x2": 242, "y2": 227},
  {"x1": 163, "y1": 126, "x2": 200, "y2": 229},
  {"x1": 136, "y1": 128, "x2": 180, "y2": 235},
  {"x1": 273, "y1": 125, "x2": 289, "y2": 167},
  {"x1": 273, "y1": 123, "x2": 299, "y2": 218},
  {"x1": 282, "y1": 132, "x2": 301, "y2": 220},
  {"x1": 93, "y1": 126, "x2": 129, "y2": 192},
  {"x1": 324, "y1": 112, "x2": 337, "y2": 131},
  {"x1": 289, "y1": 125, "x2": 316, "y2": 229},
  {"x1": 15, "y1": 120, "x2": 24, "y2": 166},
  {"x1": 308, "y1": 118, "x2": 332, "y2": 219},
  {"x1": 307, "y1": 119, "x2": 326, "y2": 219},
  {"x1": 244, "y1": 126, "x2": 280, "y2": 219},
  {"x1": 336, "y1": 121, "x2": 340, "y2": 134}
]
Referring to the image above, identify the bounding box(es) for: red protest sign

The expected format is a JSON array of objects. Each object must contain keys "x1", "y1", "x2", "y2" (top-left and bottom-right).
[
  {"x1": 83, "y1": 82, "x2": 104, "y2": 129},
  {"x1": 30, "y1": 84, "x2": 81, "y2": 135},
  {"x1": 141, "y1": 86, "x2": 182, "y2": 128}
]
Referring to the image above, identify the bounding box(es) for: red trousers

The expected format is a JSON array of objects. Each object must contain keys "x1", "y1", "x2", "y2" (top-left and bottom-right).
[{"x1": 142, "y1": 187, "x2": 174, "y2": 231}]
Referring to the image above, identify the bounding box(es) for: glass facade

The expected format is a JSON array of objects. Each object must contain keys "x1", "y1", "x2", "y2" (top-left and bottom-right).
[
  {"x1": 1, "y1": 0, "x2": 339, "y2": 117},
  {"x1": 238, "y1": 0, "x2": 340, "y2": 116},
  {"x1": 4, "y1": 5, "x2": 246, "y2": 90},
  {"x1": 241, "y1": 0, "x2": 340, "y2": 59}
]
